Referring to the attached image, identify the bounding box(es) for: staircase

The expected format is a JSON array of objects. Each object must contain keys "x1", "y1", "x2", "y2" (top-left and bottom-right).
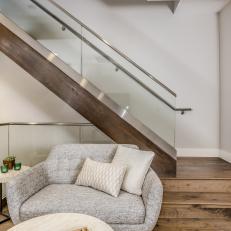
[
  {"x1": 0, "y1": 0, "x2": 190, "y2": 177},
  {"x1": 155, "y1": 158, "x2": 231, "y2": 230}
]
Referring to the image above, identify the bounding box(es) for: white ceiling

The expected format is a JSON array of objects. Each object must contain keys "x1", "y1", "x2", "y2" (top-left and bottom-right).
[
  {"x1": 0, "y1": 0, "x2": 230, "y2": 40},
  {"x1": 176, "y1": 0, "x2": 230, "y2": 14},
  {"x1": 0, "y1": 0, "x2": 73, "y2": 39},
  {"x1": 146, "y1": 0, "x2": 230, "y2": 13}
]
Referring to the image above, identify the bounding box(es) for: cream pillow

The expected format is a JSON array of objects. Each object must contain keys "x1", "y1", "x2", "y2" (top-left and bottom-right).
[
  {"x1": 112, "y1": 145, "x2": 154, "y2": 195},
  {"x1": 76, "y1": 158, "x2": 126, "y2": 197}
]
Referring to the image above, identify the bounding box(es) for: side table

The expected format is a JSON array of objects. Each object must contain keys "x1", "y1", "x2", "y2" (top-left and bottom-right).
[{"x1": 0, "y1": 166, "x2": 30, "y2": 224}]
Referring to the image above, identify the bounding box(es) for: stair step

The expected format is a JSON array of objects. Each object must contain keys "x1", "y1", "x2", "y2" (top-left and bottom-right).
[
  {"x1": 156, "y1": 158, "x2": 231, "y2": 230},
  {"x1": 160, "y1": 204, "x2": 231, "y2": 219},
  {"x1": 162, "y1": 179, "x2": 231, "y2": 192},
  {"x1": 154, "y1": 218, "x2": 231, "y2": 231},
  {"x1": 176, "y1": 157, "x2": 231, "y2": 179},
  {"x1": 163, "y1": 192, "x2": 231, "y2": 205}
]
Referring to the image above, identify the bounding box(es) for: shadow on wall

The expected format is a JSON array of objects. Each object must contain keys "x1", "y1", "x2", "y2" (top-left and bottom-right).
[
  {"x1": 100, "y1": 0, "x2": 168, "y2": 7},
  {"x1": 100, "y1": 0, "x2": 175, "y2": 13},
  {"x1": 0, "y1": 52, "x2": 83, "y2": 122}
]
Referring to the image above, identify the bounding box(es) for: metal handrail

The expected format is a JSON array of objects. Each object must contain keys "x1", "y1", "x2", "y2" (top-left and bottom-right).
[
  {"x1": 0, "y1": 122, "x2": 93, "y2": 126},
  {"x1": 30, "y1": 0, "x2": 192, "y2": 114},
  {"x1": 0, "y1": 122, "x2": 101, "y2": 155},
  {"x1": 47, "y1": 0, "x2": 176, "y2": 97}
]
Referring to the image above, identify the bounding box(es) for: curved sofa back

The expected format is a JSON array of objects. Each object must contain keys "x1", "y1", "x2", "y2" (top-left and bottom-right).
[{"x1": 45, "y1": 144, "x2": 137, "y2": 184}]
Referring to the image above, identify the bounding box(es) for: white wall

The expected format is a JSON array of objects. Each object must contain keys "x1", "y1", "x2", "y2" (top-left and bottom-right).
[
  {"x1": 219, "y1": 1, "x2": 231, "y2": 162},
  {"x1": 0, "y1": 52, "x2": 82, "y2": 164},
  {"x1": 0, "y1": 52, "x2": 85, "y2": 123},
  {"x1": 54, "y1": 0, "x2": 222, "y2": 155},
  {"x1": 1, "y1": 0, "x2": 228, "y2": 156}
]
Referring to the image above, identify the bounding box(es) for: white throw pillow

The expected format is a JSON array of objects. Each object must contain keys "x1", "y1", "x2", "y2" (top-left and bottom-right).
[
  {"x1": 76, "y1": 158, "x2": 126, "y2": 197},
  {"x1": 112, "y1": 145, "x2": 154, "y2": 195}
]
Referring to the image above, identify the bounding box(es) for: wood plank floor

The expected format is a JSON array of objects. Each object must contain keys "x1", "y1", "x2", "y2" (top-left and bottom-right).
[
  {"x1": 0, "y1": 208, "x2": 13, "y2": 231},
  {"x1": 1, "y1": 157, "x2": 231, "y2": 231}
]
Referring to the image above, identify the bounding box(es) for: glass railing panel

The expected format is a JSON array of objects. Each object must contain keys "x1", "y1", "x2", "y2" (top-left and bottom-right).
[
  {"x1": 0, "y1": 125, "x2": 8, "y2": 161},
  {"x1": 32, "y1": 0, "x2": 176, "y2": 105},
  {"x1": 0, "y1": 0, "x2": 177, "y2": 146},
  {"x1": 0, "y1": 125, "x2": 8, "y2": 198},
  {"x1": 82, "y1": 42, "x2": 176, "y2": 146},
  {"x1": 82, "y1": 28, "x2": 176, "y2": 106},
  {"x1": 80, "y1": 126, "x2": 113, "y2": 144},
  {"x1": 0, "y1": 0, "x2": 82, "y2": 74},
  {"x1": 0, "y1": 124, "x2": 112, "y2": 167},
  {"x1": 5, "y1": 0, "x2": 176, "y2": 105},
  {"x1": 8, "y1": 125, "x2": 80, "y2": 166},
  {"x1": 34, "y1": 0, "x2": 177, "y2": 145}
]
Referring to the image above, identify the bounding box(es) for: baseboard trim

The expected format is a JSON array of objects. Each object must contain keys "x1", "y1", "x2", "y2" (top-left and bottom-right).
[
  {"x1": 177, "y1": 148, "x2": 231, "y2": 163},
  {"x1": 220, "y1": 150, "x2": 231, "y2": 163},
  {"x1": 177, "y1": 148, "x2": 220, "y2": 157}
]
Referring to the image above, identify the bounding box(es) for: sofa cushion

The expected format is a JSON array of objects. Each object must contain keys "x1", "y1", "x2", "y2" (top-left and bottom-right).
[
  {"x1": 20, "y1": 184, "x2": 145, "y2": 225},
  {"x1": 112, "y1": 145, "x2": 154, "y2": 195},
  {"x1": 46, "y1": 159, "x2": 83, "y2": 184},
  {"x1": 47, "y1": 144, "x2": 139, "y2": 163},
  {"x1": 46, "y1": 144, "x2": 138, "y2": 184},
  {"x1": 46, "y1": 144, "x2": 118, "y2": 184}
]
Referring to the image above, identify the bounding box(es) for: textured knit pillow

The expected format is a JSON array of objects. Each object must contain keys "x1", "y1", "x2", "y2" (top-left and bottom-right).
[
  {"x1": 112, "y1": 145, "x2": 154, "y2": 195},
  {"x1": 76, "y1": 158, "x2": 126, "y2": 197}
]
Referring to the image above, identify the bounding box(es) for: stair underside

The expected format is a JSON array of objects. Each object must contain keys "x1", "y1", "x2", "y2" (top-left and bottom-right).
[{"x1": 0, "y1": 19, "x2": 176, "y2": 177}]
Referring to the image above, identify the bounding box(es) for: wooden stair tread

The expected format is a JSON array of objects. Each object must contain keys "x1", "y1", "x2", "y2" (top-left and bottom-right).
[
  {"x1": 162, "y1": 179, "x2": 231, "y2": 192},
  {"x1": 161, "y1": 157, "x2": 231, "y2": 180},
  {"x1": 176, "y1": 157, "x2": 231, "y2": 179},
  {"x1": 160, "y1": 204, "x2": 231, "y2": 219},
  {"x1": 162, "y1": 177, "x2": 231, "y2": 180},
  {"x1": 163, "y1": 192, "x2": 231, "y2": 205},
  {"x1": 154, "y1": 218, "x2": 231, "y2": 231}
]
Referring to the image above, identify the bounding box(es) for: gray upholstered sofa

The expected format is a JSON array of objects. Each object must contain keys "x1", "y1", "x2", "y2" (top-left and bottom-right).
[{"x1": 6, "y1": 144, "x2": 163, "y2": 231}]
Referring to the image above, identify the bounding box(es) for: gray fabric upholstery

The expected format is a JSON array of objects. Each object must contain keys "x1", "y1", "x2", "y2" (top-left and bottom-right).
[
  {"x1": 46, "y1": 144, "x2": 138, "y2": 184},
  {"x1": 47, "y1": 144, "x2": 118, "y2": 162},
  {"x1": 6, "y1": 162, "x2": 48, "y2": 224},
  {"x1": 142, "y1": 169, "x2": 163, "y2": 230},
  {"x1": 20, "y1": 184, "x2": 145, "y2": 224},
  {"x1": 6, "y1": 144, "x2": 163, "y2": 231},
  {"x1": 46, "y1": 144, "x2": 119, "y2": 184},
  {"x1": 110, "y1": 170, "x2": 163, "y2": 231},
  {"x1": 46, "y1": 159, "x2": 83, "y2": 184}
]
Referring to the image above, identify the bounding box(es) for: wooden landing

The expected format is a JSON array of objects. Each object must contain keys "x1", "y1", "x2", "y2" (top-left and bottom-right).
[
  {"x1": 155, "y1": 157, "x2": 231, "y2": 231},
  {"x1": 176, "y1": 157, "x2": 231, "y2": 179}
]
